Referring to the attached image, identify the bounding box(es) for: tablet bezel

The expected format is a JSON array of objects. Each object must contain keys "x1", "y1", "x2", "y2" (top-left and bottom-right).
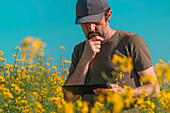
[{"x1": 62, "y1": 83, "x2": 111, "y2": 95}]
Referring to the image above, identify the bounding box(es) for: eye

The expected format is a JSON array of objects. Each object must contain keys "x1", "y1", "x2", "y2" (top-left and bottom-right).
[
  {"x1": 95, "y1": 22, "x2": 100, "y2": 25},
  {"x1": 81, "y1": 23, "x2": 89, "y2": 27}
]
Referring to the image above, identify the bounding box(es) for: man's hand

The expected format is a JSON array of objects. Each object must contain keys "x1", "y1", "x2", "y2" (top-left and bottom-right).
[
  {"x1": 93, "y1": 84, "x2": 123, "y2": 94},
  {"x1": 82, "y1": 36, "x2": 104, "y2": 62}
]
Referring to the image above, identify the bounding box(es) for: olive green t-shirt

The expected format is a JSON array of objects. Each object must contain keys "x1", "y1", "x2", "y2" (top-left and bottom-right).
[{"x1": 68, "y1": 30, "x2": 152, "y2": 104}]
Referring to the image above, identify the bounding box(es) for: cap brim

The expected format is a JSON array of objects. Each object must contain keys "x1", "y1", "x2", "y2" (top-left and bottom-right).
[{"x1": 75, "y1": 12, "x2": 104, "y2": 24}]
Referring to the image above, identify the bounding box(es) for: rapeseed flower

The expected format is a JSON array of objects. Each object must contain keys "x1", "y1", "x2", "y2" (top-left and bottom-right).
[
  {"x1": 0, "y1": 76, "x2": 5, "y2": 83},
  {"x1": 0, "y1": 50, "x2": 3, "y2": 56},
  {"x1": 112, "y1": 54, "x2": 133, "y2": 72},
  {"x1": 106, "y1": 91, "x2": 124, "y2": 113},
  {"x1": 18, "y1": 100, "x2": 28, "y2": 105},
  {"x1": 60, "y1": 46, "x2": 65, "y2": 50},
  {"x1": 33, "y1": 101, "x2": 45, "y2": 113},
  {"x1": 0, "y1": 37, "x2": 169, "y2": 113},
  {"x1": 64, "y1": 102, "x2": 74, "y2": 113},
  {"x1": 97, "y1": 94, "x2": 105, "y2": 103}
]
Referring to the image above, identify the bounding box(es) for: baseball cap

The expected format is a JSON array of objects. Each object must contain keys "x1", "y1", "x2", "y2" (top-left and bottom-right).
[{"x1": 75, "y1": 0, "x2": 109, "y2": 24}]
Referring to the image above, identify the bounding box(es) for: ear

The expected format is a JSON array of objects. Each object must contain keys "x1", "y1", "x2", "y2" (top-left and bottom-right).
[{"x1": 108, "y1": 10, "x2": 112, "y2": 22}]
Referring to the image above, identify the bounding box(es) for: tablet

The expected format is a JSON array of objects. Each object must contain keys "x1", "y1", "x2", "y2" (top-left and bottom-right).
[{"x1": 62, "y1": 83, "x2": 111, "y2": 95}]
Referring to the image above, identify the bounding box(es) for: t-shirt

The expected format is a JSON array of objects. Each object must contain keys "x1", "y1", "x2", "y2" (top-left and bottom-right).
[{"x1": 68, "y1": 30, "x2": 153, "y2": 104}]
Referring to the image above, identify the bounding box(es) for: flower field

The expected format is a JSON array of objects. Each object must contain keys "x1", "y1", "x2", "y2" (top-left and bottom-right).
[{"x1": 0, "y1": 37, "x2": 169, "y2": 113}]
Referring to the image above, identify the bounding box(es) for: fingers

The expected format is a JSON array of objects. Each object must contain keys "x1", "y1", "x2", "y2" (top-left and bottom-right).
[
  {"x1": 93, "y1": 88, "x2": 107, "y2": 94},
  {"x1": 93, "y1": 84, "x2": 123, "y2": 94},
  {"x1": 90, "y1": 36, "x2": 104, "y2": 42},
  {"x1": 110, "y1": 84, "x2": 119, "y2": 89},
  {"x1": 83, "y1": 36, "x2": 103, "y2": 62},
  {"x1": 89, "y1": 42, "x2": 101, "y2": 49},
  {"x1": 88, "y1": 36, "x2": 103, "y2": 53},
  {"x1": 93, "y1": 88, "x2": 113, "y2": 94}
]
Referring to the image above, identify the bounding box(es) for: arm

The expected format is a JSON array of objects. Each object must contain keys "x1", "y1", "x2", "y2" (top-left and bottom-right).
[
  {"x1": 63, "y1": 36, "x2": 104, "y2": 102},
  {"x1": 94, "y1": 66, "x2": 160, "y2": 98},
  {"x1": 133, "y1": 66, "x2": 160, "y2": 98},
  {"x1": 63, "y1": 55, "x2": 91, "y2": 102}
]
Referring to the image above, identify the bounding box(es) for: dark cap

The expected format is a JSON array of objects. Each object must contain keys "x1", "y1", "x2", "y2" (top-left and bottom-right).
[{"x1": 75, "y1": 0, "x2": 109, "y2": 24}]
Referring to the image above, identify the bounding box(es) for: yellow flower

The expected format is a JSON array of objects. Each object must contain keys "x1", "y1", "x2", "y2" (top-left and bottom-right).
[
  {"x1": 77, "y1": 100, "x2": 83, "y2": 107},
  {"x1": 52, "y1": 66, "x2": 57, "y2": 70},
  {"x1": 20, "y1": 57, "x2": 27, "y2": 63},
  {"x1": 140, "y1": 91, "x2": 149, "y2": 97},
  {"x1": 39, "y1": 66, "x2": 45, "y2": 71},
  {"x1": 18, "y1": 100, "x2": 28, "y2": 105},
  {"x1": 90, "y1": 102, "x2": 104, "y2": 113},
  {"x1": 97, "y1": 94, "x2": 105, "y2": 103},
  {"x1": 112, "y1": 54, "x2": 119, "y2": 65},
  {"x1": 64, "y1": 59, "x2": 71, "y2": 64},
  {"x1": 61, "y1": 59, "x2": 65, "y2": 62},
  {"x1": 47, "y1": 63, "x2": 50, "y2": 66},
  {"x1": 121, "y1": 86, "x2": 134, "y2": 108},
  {"x1": 155, "y1": 63, "x2": 168, "y2": 81},
  {"x1": 13, "y1": 55, "x2": 17, "y2": 58},
  {"x1": 33, "y1": 92, "x2": 39, "y2": 99},
  {"x1": 112, "y1": 54, "x2": 133, "y2": 72},
  {"x1": 1, "y1": 58, "x2": 6, "y2": 62},
  {"x1": 40, "y1": 48, "x2": 44, "y2": 51},
  {"x1": 3, "y1": 91, "x2": 14, "y2": 99},
  {"x1": 60, "y1": 46, "x2": 65, "y2": 50},
  {"x1": 63, "y1": 68, "x2": 67, "y2": 72},
  {"x1": 158, "y1": 90, "x2": 170, "y2": 111},
  {"x1": 0, "y1": 50, "x2": 4, "y2": 56},
  {"x1": 81, "y1": 101, "x2": 89, "y2": 113},
  {"x1": 15, "y1": 59, "x2": 20, "y2": 62},
  {"x1": 21, "y1": 37, "x2": 33, "y2": 46},
  {"x1": 139, "y1": 75, "x2": 157, "y2": 85},
  {"x1": 5, "y1": 71, "x2": 10, "y2": 78},
  {"x1": 159, "y1": 59, "x2": 164, "y2": 63},
  {"x1": 0, "y1": 66, "x2": 4, "y2": 72},
  {"x1": 11, "y1": 84, "x2": 21, "y2": 95},
  {"x1": 48, "y1": 58, "x2": 54, "y2": 62},
  {"x1": 118, "y1": 72, "x2": 124, "y2": 80},
  {"x1": 165, "y1": 68, "x2": 170, "y2": 81},
  {"x1": 64, "y1": 102, "x2": 74, "y2": 113},
  {"x1": 27, "y1": 53, "x2": 33, "y2": 59},
  {"x1": 37, "y1": 63, "x2": 41, "y2": 66},
  {"x1": 33, "y1": 101, "x2": 45, "y2": 112},
  {"x1": 0, "y1": 76, "x2": 5, "y2": 83},
  {"x1": 106, "y1": 91, "x2": 124, "y2": 113},
  {"x1": 33, "y1": 39, "x2": 43, "y2": 52},
  {"x1": 15, "y1": 46, "x2": 21, "y2": 52}
]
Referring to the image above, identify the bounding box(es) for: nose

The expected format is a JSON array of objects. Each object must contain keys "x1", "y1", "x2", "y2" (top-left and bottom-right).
[{"x1": 88, "y1": 23, "x2": 96, "y2": 32}]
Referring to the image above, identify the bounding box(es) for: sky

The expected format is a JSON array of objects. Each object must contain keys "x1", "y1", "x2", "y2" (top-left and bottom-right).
[{"x1": 0, "y1": 0, "x2": 170, "y2": 67}]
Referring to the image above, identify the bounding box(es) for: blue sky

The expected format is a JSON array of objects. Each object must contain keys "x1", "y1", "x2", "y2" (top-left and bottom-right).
[{"x1": 0, "y1": 0, "x2": 170, "y2": 66}]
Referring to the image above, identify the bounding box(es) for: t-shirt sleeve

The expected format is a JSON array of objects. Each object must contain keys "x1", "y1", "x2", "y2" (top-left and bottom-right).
[
  {"x1": 68, "y1": 45, "x2": 79, "y2": 76},
  {"x1": 128, "y1": 34, "x2": 153, "y2": 72}
]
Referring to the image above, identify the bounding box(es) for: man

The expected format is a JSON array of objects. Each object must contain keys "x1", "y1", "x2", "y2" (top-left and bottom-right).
[{"x1": 63, "y1": 0, "x2": 160, "y2": 106}]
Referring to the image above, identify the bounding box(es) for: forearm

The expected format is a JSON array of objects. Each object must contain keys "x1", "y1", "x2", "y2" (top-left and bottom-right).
[
  {"x1": 132, "y1": 83, "x2": 160, "y2": 98},
  {"x1": 63, "y1": 56, "x2": 90, "y2": 102},
  {"x1": 133, "y1": 67, "x2": 160, "y2": 98},
  {"x1": 64, "y1": 56, "x2": 90, "y2": 85}
]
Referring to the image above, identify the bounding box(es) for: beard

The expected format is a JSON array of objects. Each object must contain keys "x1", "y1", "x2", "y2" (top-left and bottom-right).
[
  {"x1": 87, "y1": 24, "x2": 109, "y2": 40},
  {"x1": 87, "y1": 31, "x2": 101, "y2": 40}
]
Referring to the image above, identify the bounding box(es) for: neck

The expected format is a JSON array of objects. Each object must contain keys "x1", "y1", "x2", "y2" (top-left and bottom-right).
[{"x1": 102, "y1": 27, "x2": 116, "y2": 44}]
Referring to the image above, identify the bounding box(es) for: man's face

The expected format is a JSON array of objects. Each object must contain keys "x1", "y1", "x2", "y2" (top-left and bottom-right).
[{"x1": 80, "y1": 15, "x2": 109, "y2": 40}]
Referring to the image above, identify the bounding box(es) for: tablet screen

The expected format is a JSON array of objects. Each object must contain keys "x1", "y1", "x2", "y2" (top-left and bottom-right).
[{"x1": 62, "y1": 83, "x2": 111, "y2": 95}]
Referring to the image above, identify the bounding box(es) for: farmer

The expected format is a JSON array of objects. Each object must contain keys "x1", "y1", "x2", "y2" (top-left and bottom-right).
[{"x1": 63, "y1": 0, "x2": 160, "y2": 106}]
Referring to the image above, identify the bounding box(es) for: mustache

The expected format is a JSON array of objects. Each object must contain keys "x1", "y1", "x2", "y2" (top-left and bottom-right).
[{"x1": 87, "y1": 31, "x2": 101, "y2": 40}]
